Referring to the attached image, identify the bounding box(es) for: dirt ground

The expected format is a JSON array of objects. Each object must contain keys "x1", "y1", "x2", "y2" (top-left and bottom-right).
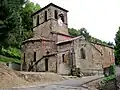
[{"x1": 0, "y1": 63, "x2": 68, "y2": 88}]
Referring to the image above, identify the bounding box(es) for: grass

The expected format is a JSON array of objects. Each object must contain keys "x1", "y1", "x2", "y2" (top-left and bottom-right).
[
  {"x1": 1, "y1": 47, "x2": 21, "y2": 59},
  {"x1": 0, "y1": 47, "x2": 21, "y2": 64},
  {"x1": 0, "y1": 55, "x2": 21, "y2": 64}
]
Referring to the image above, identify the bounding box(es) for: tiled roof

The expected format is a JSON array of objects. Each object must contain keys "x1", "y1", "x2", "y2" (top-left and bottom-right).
[
  {"x1": 91, "y1": 42, "x2": 114, "y2": 49},
  {"x1": 56, "y1": 36, "x2": 84, "y2": 44},
  {"x1": 51, "y1": 31, "x2": 74, "y2": 38},
  {"x1": 22, "y1": 37, "x2": 54, "y2": 44}
]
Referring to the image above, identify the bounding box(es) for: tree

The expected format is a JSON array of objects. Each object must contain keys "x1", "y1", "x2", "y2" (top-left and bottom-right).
[
  {"x1": 21, "y1": 1, "x2": 40, "y2": 31},
  {"x1": 107, "y1": 42, "x2": 114, "y2": 46},
  {"x1": 115, "y1": 27, "x2": 120, "y2": 65},
  {"x1": 68, "y1": 28, "x2": 80, "y2": 37},
  {"x1": 79, "y1": 28, "x2": 91, "y2": 41},
  {"x1": 0, "y1": 0, "x2": 41, "y2": 48},
  {"x1": 0, "y1": 0, "x2": 27, "y2": 48},
  {"x1": 20, "y1": 1, "x2": 40, "y2": 41},
  {"x1": 68, "y1": 27, "x2": 113, "y2": 47}
]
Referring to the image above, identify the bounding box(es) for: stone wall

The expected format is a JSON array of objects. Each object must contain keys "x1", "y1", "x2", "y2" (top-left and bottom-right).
[
  {"x1": 93, "y1": 43, "x2": 115, "y2": 68},
  {"x1": 33, "y1": 20, "x2": 52, "y2": 38},
  {"x1": 57, "y1": 42, "x2": 72, "y2": 75},
  {"x1": 57, "y1": 37, "x2": 103, "y2": 75},
  {"x1": 36, "y1": 56, "x2": 57, "y2": 72},
  {"x1": 21, "y1": 39, "x2": 56, "y2": 72},
  {"x1": 33, "y1": 6, "x2": 53, "y2": 27},
  {"x1": 73, "y1": 38, "x2": 103, "y2": 75}
]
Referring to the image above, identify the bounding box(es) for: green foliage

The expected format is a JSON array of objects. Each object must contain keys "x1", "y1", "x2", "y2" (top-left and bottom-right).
[
  {"x1": 21, "y1": 1, "x2": 40, "y2": 31},
  {"x1": 68, "y1": 28, "x2": 80, "y2": 37},
  {"x1": 103, "y1": 75, "x2": 115, "y2": 82},
  {"x1": 103, "y1": 64, "x2": 116, "y2": 82},
  {"x1": 0, "y1": 0, "x2": 27, "y2": 48},
  {"x1": 0, "y1": 0, "x2": 41, "y2": 63},
  {"x1": 99, "y1": 65, "x2": 116, "y2": 90},
  {"x1": 68, "y1": 27, "x2": 114, "y2": 46},
  {"x1": 0, "y1": 55, "x2": 21, "y2": 64},
  {"x1": 0, "y1": 0, "x2": 40, "y2": 48},
  {"x1": 1, "y1": 47, "x2": 20, "y2": 59},
  {"x1": 79, "y1": 28, "x2": 91, "y2": 41},
  {"x1": 115, "y1": 27, "x2": 120, "y2": 65}
]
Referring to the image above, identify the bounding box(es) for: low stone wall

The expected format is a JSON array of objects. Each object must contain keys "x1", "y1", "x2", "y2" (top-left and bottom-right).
[
  {"x1": 85, "y1": 77, "x2": 102, "y2": 90},
  {"x1": 7, "y1": 62, "x2": 21, "y2": 71},
  {"x1": 82, "y1": 76, "x2": 117, "y2": 90},
  {"x1": 99, "y1": 79, "x2": 117, "y2": 90},
  {"x1": 81, "y1": 69, "x2": 103, "y2": 76}
]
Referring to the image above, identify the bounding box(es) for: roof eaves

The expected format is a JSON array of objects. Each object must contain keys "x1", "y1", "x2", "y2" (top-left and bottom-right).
[
  {"x1": 31, "y1": 3, "x2": 68, "y2": 16},
  {"x1": 91, "y1": 42, "x2": 114, "y2": 49}
]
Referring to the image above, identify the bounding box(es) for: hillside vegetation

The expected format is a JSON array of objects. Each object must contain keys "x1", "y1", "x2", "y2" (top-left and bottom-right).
[{"x1": 0, "y1": 0, "x2": 40, "y2": 63}]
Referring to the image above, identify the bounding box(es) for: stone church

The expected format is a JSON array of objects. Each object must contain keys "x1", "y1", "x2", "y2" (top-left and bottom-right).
[{"x1": 21, "y1": 3, "x2": 115, "y2": 75}]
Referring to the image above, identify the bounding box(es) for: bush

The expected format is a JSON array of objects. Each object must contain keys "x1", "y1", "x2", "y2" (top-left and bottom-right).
[{"x1": 1, "y1": 47, "x2": 21, "y2": 59}]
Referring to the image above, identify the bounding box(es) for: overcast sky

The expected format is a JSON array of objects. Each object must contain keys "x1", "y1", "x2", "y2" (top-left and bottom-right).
[{"x1": 30, "y1": 0, "x2": 120, "y2": 43}]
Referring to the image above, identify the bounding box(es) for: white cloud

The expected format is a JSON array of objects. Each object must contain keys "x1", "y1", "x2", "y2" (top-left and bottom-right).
[{"x1": 30, "y1": 0, "x2": 120, "y2": 43}]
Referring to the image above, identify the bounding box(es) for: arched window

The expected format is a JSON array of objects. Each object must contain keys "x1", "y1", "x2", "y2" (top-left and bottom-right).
[
  {"x1": 59, "y1": 14, "x2": 64, "y2": 22},
  {"x1": 54, "y1": 10, "x2": 58, "y2": 19},
  {"x1": 37, "y1": 15, "x2": 39, "y2": 26},
  {"x1": 80, "y1": 48, "x2": 86, "y2": 59},
  {"x1": 44, "y1": 11, "x2": 47, "y2": 21}
]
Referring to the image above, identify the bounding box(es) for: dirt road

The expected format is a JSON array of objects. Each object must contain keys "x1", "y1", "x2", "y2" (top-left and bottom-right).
[{"x1": 2, "y1": 75, "x2": 103, "y2": 90}]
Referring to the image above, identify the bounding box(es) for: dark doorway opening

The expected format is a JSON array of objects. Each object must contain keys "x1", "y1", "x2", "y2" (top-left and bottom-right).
[{"x1": 45, "y1": 58, "x2": 48, "y2": 71}]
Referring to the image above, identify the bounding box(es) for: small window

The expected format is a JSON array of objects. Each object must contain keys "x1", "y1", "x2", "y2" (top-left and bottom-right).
[
  {"x1": 80, "y1": 48, "x2": 86, "y2": 59},
  {"x1": 54, "y1": 10, "x2": 58, "y2": 19},
  {"x1": 45, "y1": 11, "x2": 47, "y2": 21},
  {"x1": 34, "y1": 52, "x2": 36, "y2": 62},
  {"x1": 37, "y1": 15, "x2": 39, "y2": 26},
  {"x1": 23, "y1": 53, "x2": 25, "y2": 62},
  {"x1": 62, "y1": 54, "x2": 65, "y2": 62}
]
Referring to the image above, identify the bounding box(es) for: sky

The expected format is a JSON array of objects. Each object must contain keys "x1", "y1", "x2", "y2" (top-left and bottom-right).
[{"x1": 30, "y1": 0, "x2": 120, "y2": 43}]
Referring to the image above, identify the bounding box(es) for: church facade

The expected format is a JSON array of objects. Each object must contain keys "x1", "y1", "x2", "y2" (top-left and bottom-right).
[{"x1": 21, "y1": 3, "x2": 115, "y2": 76}]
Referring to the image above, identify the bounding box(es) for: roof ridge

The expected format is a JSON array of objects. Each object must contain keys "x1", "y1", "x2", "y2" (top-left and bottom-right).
[{"x1": 32, "y1": 3, "x2": 68, "y2": 16}]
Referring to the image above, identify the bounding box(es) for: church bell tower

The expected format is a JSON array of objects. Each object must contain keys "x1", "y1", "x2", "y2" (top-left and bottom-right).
[{"x1": 32, "y1": 3, "x2": 69, "y2": 38}]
